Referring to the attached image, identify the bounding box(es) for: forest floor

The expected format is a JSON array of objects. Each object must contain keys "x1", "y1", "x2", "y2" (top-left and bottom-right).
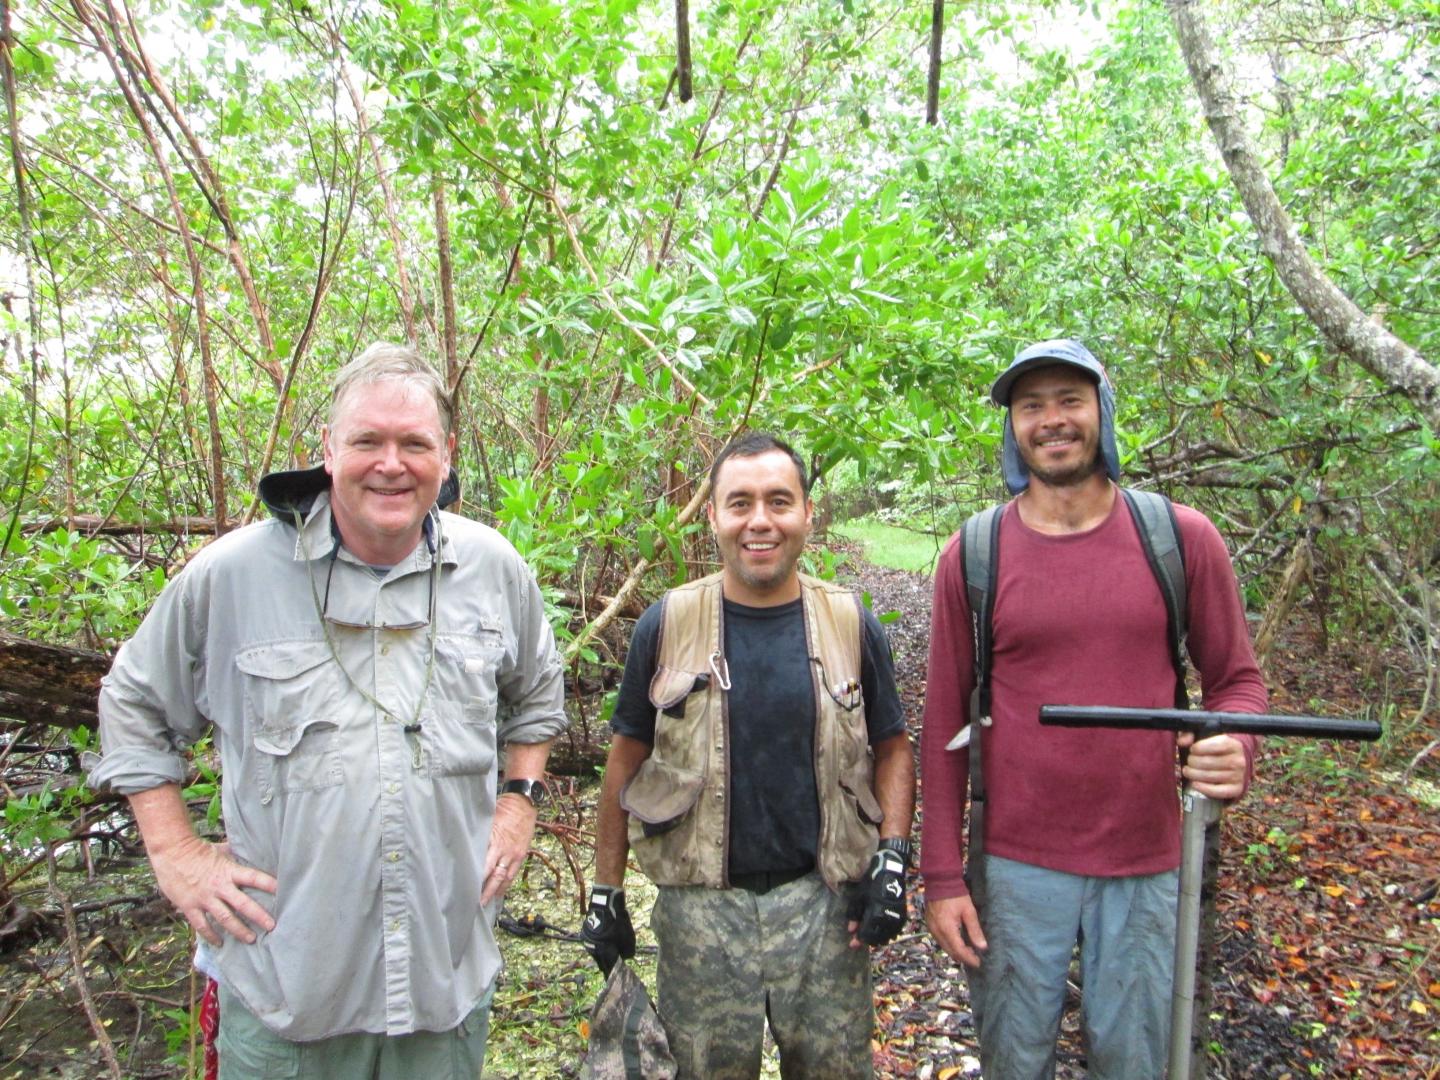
[{"x1": 1, "y1": 557, "x2": 1436, "y2": 1078}]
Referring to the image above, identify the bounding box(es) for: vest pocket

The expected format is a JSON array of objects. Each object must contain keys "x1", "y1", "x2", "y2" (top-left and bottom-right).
[
  {"x1": 649, "y1": 665, "x2": 704, "y2": 713},
  {"x1": 827, "y1": 761, "x2": 883, "y2": 884},
  {"x1": 839, "y1": 771, "x2": 884, "y2": 826},
  {"x1": 621, "y1": 759, "x2": 705, "y2": 838}
]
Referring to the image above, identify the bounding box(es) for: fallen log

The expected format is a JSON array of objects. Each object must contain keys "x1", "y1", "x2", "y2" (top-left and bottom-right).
[{"x1": 0, "y1": 632, "x2": 110, "y2": 730}]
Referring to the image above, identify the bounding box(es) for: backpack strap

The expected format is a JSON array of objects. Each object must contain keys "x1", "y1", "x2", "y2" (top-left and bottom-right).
[
  {"x1": 1119, "y1": 488, "x2": 1190, "y2": 709},
  {"x1": 961, "y1": 506, "x2": 1004, "y2": 726},
  {"x1": 958, "y1": 504, "x2": 1004, "y2": 888}
]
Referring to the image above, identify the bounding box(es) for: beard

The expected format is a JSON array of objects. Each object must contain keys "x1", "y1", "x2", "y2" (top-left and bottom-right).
[{"x1": 1020, "y1": 441, "x2": 1104, "y2": 489}]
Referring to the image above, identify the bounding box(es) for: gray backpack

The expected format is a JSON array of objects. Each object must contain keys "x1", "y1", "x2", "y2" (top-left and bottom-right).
[{"x1": 580, "y1": 960, "x2": 676, "y2": 1080}]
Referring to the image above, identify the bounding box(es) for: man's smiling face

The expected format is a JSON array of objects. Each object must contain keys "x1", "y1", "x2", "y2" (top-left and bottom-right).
[
  {"x1": 322, "y1": 379, "x2": 454, "y2": 565},
  {"x1": 707, "y1": 449, "x2": 813, "y2": 606},
  {"x1": 1009, "y1": 365, "x2": 1103, "y2": 490}
]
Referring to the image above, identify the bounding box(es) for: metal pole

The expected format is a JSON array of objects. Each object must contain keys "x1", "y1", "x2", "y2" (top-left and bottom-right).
[
  {"x1": 1039, "y1": 705, "x2": 1379, "y2": 1076},
  {"x1": 1169, "y1": 790, "x2": 1224, "y2": 1080}
]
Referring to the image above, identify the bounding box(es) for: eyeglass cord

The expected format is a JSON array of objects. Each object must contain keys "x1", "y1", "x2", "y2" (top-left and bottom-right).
[{"x1": 293, "y1": 506, "x2": 443, "y2": 767}]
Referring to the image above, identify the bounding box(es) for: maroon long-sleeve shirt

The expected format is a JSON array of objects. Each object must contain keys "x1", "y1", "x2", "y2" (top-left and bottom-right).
[{"x1": 919, "y1": 495, "x2": 1268, "y2": 901}]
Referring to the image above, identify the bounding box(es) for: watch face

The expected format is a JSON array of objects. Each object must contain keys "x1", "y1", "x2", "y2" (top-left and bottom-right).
[{"x1": 502, "y1": 779, "x2": 546, "y2": 806}]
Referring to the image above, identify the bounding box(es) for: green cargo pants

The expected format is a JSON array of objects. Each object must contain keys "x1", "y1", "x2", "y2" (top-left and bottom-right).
[{"x1": 215, "y1": 982, "x2": 493, "y2": 1080}]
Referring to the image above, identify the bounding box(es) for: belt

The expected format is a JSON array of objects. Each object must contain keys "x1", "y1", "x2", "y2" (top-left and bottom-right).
[{"x1": 729, "y1": 866, "x2": 812, "y2": 895}]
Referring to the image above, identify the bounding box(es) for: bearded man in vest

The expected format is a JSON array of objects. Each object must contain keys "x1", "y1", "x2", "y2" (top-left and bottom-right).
[
  {"x1": 921, "y1": 340, "x2": 1268, "y2": 1078},
  {"x1": 583, "y1": 432, "x2": 915, "y2": 1079}
]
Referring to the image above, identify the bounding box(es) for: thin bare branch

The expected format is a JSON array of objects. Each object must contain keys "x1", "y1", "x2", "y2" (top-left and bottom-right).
[
  {"x1": 926, "y1": 0, "x2": 944, "y2": 124},
  {"x1": 675, "y1": 0, "x2": 693, "y2": 103}
]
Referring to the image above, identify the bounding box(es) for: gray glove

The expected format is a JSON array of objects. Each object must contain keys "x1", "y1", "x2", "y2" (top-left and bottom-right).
[{"x1": 581, "y1": 885, "x2": 635, "y2": 975}]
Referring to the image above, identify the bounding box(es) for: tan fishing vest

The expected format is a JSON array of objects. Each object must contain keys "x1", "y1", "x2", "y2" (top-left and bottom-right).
[{"x1": 618, "y1": 572, "x2": 883, "y2": 892}]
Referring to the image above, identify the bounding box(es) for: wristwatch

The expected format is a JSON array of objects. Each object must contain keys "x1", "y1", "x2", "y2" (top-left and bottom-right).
[
  {"x1": 499, "y1": 777, "x2": 547, "y2": 807},
  {"x1": 878, "y1": 836, "x2": 913, "y2": 866}
]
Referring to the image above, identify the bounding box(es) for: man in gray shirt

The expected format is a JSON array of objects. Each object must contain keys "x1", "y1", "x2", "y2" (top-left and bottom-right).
[{"x1": 90, "y1": 344, "x2": 566, "y2": 1077}]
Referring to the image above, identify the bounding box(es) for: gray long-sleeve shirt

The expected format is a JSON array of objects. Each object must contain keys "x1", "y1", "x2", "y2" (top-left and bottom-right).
[{"x1": 90, "y1": 493, "x2": 567, "y2": 1040}]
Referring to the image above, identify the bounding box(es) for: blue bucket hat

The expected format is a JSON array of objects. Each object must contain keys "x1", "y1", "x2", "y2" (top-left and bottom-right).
[{"x1": 990, "y1": 339, "x2": 1121, "y2": 494}]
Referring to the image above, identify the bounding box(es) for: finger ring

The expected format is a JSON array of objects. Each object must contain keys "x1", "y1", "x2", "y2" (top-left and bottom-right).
[{"x1": 498, "y1": 861, "x2": 510, "y2": 871}]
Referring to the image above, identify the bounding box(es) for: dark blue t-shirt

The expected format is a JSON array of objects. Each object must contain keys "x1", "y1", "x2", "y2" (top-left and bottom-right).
[{"x1": 611, "y1": 594, "x2": 906, "y2": 878}]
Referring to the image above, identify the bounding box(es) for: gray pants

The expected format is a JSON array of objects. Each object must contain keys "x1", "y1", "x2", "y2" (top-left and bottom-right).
[
  {"x1": 651, "y1": 873, "x2": 874, "y2": 1080},
  {"x1": 966, "y1": 855, "x2": 1177, "y2": 1080}
]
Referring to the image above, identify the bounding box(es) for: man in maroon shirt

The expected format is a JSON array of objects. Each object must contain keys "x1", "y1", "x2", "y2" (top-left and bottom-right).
[{"x1": 920, "y1": 340, "x2": 1267, "y2": 1078}]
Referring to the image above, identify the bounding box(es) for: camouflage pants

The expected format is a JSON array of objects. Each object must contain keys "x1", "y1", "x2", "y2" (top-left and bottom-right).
[{"x1": 651, "y1": 873, "x2": 873, "y2": 1080}]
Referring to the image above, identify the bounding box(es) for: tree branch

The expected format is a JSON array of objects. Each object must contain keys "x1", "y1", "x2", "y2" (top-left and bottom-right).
[
  {"x1": 1168, "y1": 0, "x2": 1440, "y2": 434},
  {"x1": 73, "y1": 0, "x2": 229, "y2": 534},
  {"x1": 926, "y1": 0, "x2": 944, "y2": 125},
  {"x1": 46, "y1": 850, "x2": 122, "y2": 1079},
  {"x1": 108, "y1": 0, "x2": 281, "y2": 386}
]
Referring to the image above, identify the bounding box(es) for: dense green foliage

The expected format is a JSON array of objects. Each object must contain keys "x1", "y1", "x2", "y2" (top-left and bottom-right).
[
  {"x1": 2, "y1": 0, "x2": 1436, "y2": 655},
  {"x1": 2, "y1": 2, "x2": 1437, "y2": 1073}
]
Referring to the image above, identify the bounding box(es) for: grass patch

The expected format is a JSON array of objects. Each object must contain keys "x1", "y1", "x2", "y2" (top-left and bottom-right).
[{"x1": 830, "y1": 517, "x2": 947, "y2": 576}]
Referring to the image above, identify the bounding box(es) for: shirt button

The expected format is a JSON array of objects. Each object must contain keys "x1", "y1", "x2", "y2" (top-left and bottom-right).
[
  {"x1": 390, "y1": 919, "x2": 401, "y2": 932},
  {"x1": 388, "y1": 783, "x2": 400, "y2": 795},
  {"x1": 381, "y1": 645, "x2": 390, "y2": 656},
  {"x1": 389, "y1": 851, "x2": 401, "y2": 862}
]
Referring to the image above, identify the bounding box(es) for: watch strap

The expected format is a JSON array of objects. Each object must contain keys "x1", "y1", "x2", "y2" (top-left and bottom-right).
[
  {"x1": 499, "y1": 778, "x2": 545, "y2": 805},
  {"x1": 878, "y1": 836, "x2": 912, "y2": 867}
]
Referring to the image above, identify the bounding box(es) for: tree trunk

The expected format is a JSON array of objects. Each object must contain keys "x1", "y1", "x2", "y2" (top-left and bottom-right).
[
  {"x1": 1253, "y1": 531, "x2": 1312, "y2": 669},
  {"x1": 22, "y1": 514, "x2": 226, "y2": 536},
  {"x1": 675, "y1": 0, "x2": 693, "y2": 103},
  {"x1": 1167, "y1": 0, "x2": 1440, "y2": 436}
]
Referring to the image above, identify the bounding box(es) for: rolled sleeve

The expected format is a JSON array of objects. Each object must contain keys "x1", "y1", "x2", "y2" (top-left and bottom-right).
[
  {"x1": 85, "y1": 742, "x2": 189, "y2": 795},
  {"x1": 89, "y1": 570, "x2": 209, "y2": 795}
]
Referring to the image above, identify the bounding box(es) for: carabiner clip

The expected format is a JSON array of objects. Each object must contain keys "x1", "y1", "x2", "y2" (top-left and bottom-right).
[{"x1": 708, "y1": 650, "x2": 732, "y2": 691}]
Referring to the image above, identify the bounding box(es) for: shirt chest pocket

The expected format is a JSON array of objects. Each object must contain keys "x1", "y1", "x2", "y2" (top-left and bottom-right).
[
  {"x1": 424, "y1": 629, "x2": 506, "y2": 777},
  {"x1": 235, "y1": 641, "x2": 346, "y2": 796}
]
